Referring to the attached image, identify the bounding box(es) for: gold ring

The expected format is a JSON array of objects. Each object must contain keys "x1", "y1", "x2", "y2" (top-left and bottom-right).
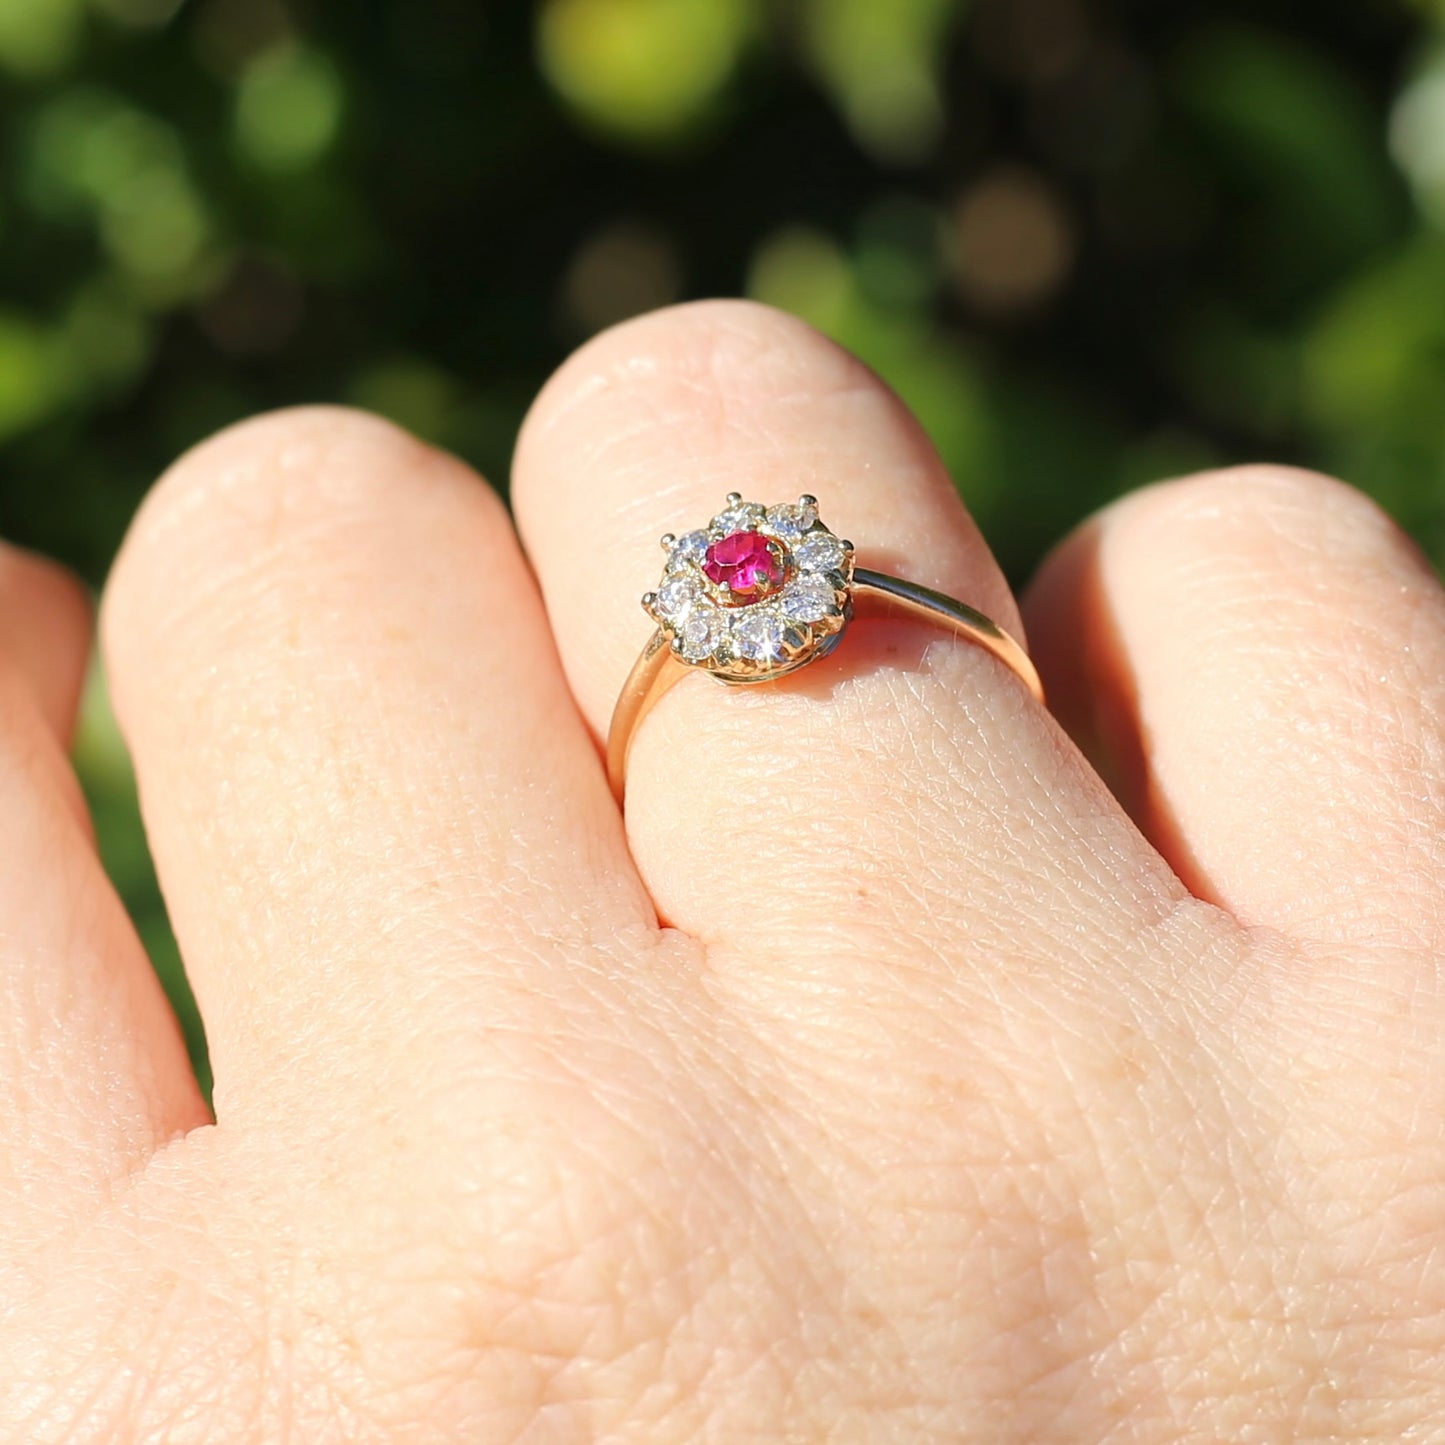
[{"x1": 606, "y1": 493, "x2": 1044, "y2": 803}]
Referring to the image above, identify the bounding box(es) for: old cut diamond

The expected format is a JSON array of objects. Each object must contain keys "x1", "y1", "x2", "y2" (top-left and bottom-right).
[
  {"x1": 732, "y1": 608, "x2": 785, "y2": 661},
  {"x1": 679, "y1": 606, "x2": 726, "y2": 661},
  {"x1": 764, "y1": 500, "x2": 818, "y2": 541},
  {"x1": 655, "y1": 573, "x2": 702, "y2": 623},
  {"x1": 781, "y1": 573, "x2": 838, "y2": 623},
  {"x1": 711, "y1": 502, "x2": 764, "y2": 536},
  {"x1": 794, "y1": 532, "x2": 847, "y2": 574},
  {"x1": 667, "y1": 530, "x2": 710, "y2": 570}
]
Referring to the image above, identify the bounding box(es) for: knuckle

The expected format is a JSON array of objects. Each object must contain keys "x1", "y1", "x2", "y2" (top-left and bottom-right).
[
  {"x1": 1123, "y1": 463, "x2": 1403, "y2": 560},
  {"x1": 521, "y1": 297, "x2": 866, "y2": 461},
  {"x1": 117, "y1": 406, "x2": 434, "y2": 559},
  {"x1": 567, "y1": 296, "x2": 831, "y2": 380},
  {"x1": 101, "y1": 404, "x2": 495, "y2": 658}
]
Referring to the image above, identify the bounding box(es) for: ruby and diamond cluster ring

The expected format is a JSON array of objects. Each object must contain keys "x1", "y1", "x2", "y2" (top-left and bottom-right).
[
  {"x1": 644, "y1": 492, "x2": 851, "y2": 680},
  {"x1": 607, "y1": 492, "x2": 1045, "y2": 802}
]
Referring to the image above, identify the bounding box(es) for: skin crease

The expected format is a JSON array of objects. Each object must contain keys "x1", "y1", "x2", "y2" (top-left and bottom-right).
[{"x1": 0, "y1": 300, "x2": 1441, "y2": 1441}]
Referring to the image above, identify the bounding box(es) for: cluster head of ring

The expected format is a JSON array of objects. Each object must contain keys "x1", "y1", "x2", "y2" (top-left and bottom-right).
[{"x1": 642, "y1": 493, "x2": 855, "y2": 682}]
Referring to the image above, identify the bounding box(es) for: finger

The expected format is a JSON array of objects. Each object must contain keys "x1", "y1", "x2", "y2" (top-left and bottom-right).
[
  {"x1": 101, "y1": 407, "x2": 653, "y2": 1133},
  {"x1": 0, "y1": 540, "x2": 91, "y2": 743},
  {"x1": 0, "y1": 544, "x2": 205, "y2": 1259},
  {"x1": 1023, "y1": 464, "x2": 1445, "y2": 951},
  {"x1": 514, "y1": 301, "x2": 1185, "y2": 971}
]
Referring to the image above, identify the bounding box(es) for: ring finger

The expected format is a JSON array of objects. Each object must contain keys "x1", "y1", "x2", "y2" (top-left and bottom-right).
[{"x1": 514, "y1": 301, "x2": 1185, "y2": 990}]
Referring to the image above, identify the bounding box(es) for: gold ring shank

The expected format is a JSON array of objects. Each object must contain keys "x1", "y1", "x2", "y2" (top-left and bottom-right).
[{"x1": 605, "y1": 567, "x2": 1044, "y2": 804}]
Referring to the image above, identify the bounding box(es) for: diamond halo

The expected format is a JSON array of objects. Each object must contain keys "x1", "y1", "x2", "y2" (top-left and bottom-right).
[{"x1": 642, "y1": 492, "x2": 854, "y2": 681}]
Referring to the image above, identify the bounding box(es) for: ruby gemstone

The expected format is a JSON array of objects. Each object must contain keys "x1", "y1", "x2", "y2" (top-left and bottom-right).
[{"x1": 702, "y1": 530, "x2": 786, "y2": 601}]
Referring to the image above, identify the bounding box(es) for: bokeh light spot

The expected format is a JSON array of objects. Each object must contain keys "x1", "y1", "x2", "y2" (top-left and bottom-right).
[
  {"x1": 537, "y1": 0, "x2": 753, "y2": 144},
  {"x1": 747, "y1": 226, "x2": 854, "y2": 334},
  {"x1": 62, "y1": 279, "x2": 152, "y2": 390},
  {"x1": 951, "y1": 168, "x2": 1075, "y2": 314},
  {"x1": 1391, "y1": 52, "x2": 1445, "y2": 227},
  {"x1": 235, "y1": 42, "x2": 344, "y2": 172},
  {"x1": 561, "y1": 221, "x2": 682, "y2": 336},
  {"x1": 1305, "y1": 239, "x2": 1445, "y2": 431},
  {"x1": 0, "y1": 0, "x2": 84, "y2": 77},
  {"x1": 196, "y1": 253, "x2": 304, "y2": 357},
  {"x1": 800, "y1": 0, "x2": 964, "y2": 162},
  {"x1": 100, "y1": 171, "x2": 210, "y2": 282},
  {"x1": 349, "y1": 357, "x2": 459, "y2": 446},
  {"x1": 23, "y1": 89, "x2": 215, "y2": 297},
  {"x1": 0, "y1": 313, "x2": 67, "y2": 440}
]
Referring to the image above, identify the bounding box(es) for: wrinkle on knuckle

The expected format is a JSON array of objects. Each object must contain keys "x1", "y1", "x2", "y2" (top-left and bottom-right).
[
  {"x1": 522, "y1": 298, "x2": 885, "y2": 483},
  {"x1": 224, "y1": 990, "x2": 740, "y2": 1430},
  {"x1": 103, "y1": 407, "x2": 493, "y2": 668},
  {"x1": 123, "y1": 406, "x2": 421, "y2": 554},
  {"x1": 1113, "y1": 463, "x2": 1420, "y2": 609}
]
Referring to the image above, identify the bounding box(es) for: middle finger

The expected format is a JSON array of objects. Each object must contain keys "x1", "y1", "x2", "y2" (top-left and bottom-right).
[{"x1": 101, "y1": 407, "x2": 655, "y2": 1132}]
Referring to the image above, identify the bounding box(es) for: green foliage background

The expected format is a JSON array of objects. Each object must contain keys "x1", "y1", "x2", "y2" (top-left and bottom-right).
[{"x1": 3, "y1": 0, "x2": 1444, "y2": 1093}]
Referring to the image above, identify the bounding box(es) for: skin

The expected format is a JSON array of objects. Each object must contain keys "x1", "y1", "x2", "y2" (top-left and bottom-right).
[{"x1": 0, "y1": 298, "x2": 1442, "y2": 1441}]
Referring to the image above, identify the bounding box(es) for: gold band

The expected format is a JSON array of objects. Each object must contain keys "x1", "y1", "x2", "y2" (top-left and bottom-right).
[{"x1": 606, "y1": 567, "x2": 1043, "y2": 803}]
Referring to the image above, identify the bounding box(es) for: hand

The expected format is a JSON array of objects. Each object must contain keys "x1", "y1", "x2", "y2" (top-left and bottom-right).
[{"x1": 2, "y1": 301, "x2": 1441, "y2": 1442}]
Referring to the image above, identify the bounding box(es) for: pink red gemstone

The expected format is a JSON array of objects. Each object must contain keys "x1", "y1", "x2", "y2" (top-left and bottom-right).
[{"x1": 703, "y1": 530, "x2": 786, "y2": 600}]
